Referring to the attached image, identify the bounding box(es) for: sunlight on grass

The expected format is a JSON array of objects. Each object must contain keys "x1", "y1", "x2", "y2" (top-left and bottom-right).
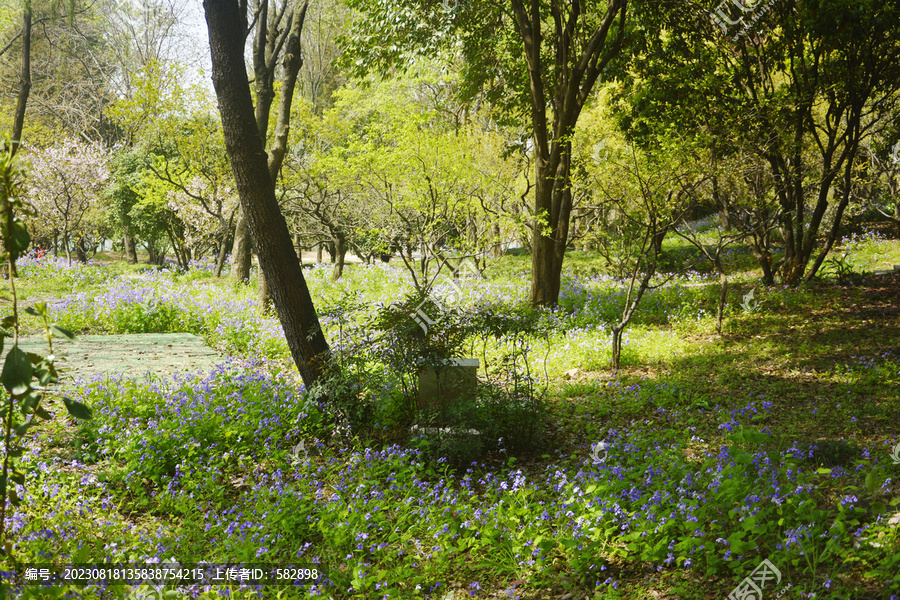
[{"x1": 3, "y1": 232, "x2": 900, "y2": 599}]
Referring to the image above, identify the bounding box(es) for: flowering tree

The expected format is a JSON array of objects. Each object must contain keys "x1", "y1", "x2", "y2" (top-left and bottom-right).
[
  {"x1": 144, "y1": 114, "x2": 239, "y2": 275},
  {"x1": 24, "y1": 139, "x2": 110, "y2": 262}
]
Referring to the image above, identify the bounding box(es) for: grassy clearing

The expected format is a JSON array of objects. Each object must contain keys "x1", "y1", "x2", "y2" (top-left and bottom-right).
[{"x1": 2, "y1": 230, "x2": 899, "y2": 600}]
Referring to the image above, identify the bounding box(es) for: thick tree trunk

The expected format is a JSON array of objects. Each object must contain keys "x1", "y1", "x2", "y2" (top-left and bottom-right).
[
  {"x1": 530, "y1": 173, "x2": 562, "y2": 306},
  {"x1": 204, "y1": 0, "x2": 330, "y2": 388},
  {"x1": 230, "y1": 205, "x2": 252, "y2": 281},
  {"x1": 124, "y1": 234, "x2": 138, "y2": 263},
  {"x1": 531, "y1": 158, "x2": 571, "y2": 306}
]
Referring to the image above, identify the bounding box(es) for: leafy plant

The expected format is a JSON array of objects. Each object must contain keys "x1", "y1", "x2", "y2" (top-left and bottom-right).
[
  {"x1": 0, "y1": 140, "x2": 91, "y2": 561},
  {"x1": 822, "y1": 251, "x2": 863, "y2": 285}
]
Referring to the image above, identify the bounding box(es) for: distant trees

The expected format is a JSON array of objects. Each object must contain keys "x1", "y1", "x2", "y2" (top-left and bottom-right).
[
  {"x1": 344, "y1": 0, "x2": 630, "y2": 306},
  {"x1": 619, "y1": 0, "x2": 900, "y2": 284},
  {"x1": 144, "y1": 115, "x2": 239, "y2": 274},
  {"x1": 281, "y1": 74, "x2": 525, "y2": 287},
  {"x1": 24, "y1": 138, "x2": 110, "y2": 262},
  {"x1": 104, "y1": 61, "x2": 238, "y2": 269}
]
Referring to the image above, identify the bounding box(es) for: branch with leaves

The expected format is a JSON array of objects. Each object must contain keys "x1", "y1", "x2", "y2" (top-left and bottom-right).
[{"x1": 0, "y1": 139, "x2": 91, "y2": 562}]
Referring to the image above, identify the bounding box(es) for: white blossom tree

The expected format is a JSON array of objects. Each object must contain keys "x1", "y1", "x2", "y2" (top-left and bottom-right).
[{"x1": 25, "y1": 139, "x2": 110, "y2": 262}]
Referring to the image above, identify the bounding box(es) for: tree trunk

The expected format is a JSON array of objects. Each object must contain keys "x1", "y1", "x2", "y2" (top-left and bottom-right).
[
  {"x1": 530, "y1": 163, "x2": 563, "y2": 306},
  {"x1": 214, "y1": 207, "x2": 236, "y2": 277},
  {"x1": 230, "y1": 205, "x2": 252, "y2": 281},
  {"x1": 610, "y1": 256, "x2": 656, "y2": 371},
  {"x1": 124, "y1": 234, "x2": 138, "y2": 263},
  {"x1": 258, "y1": 269, "x2": 272, "y2": 313},
  {"x1": 9, "y1": 5, "x2": 31, "y2": 158},
  {"x1": 611, "y1": 325, "x2": 624, "y2": 371},
  {"x1": 316, "y1": 242, "x2": 323, "y2": 263},
  {"x1": 492, "y1": 222, "x2": 502, "y2": 258},
  {"x1": 204, "y1": 0, "x2": 330, "y2": 388},
  {"x1": 294, "y1": 232, "x2": 303, "y2": 263},
  {"x1": 332, "y1": 233, "x2": 346, "y2": 280},
  {"x1": 75, "y1": 237, "x2": 87, "y2": 263},
  {"x1": 63, "y1": 231, "x2": 71, "y2": 264},
  {"x1": 805, "y1": 162, "x2": 855, "y2": 282},
  {"x1": 895, "y1": 195, "x2": 900, "y2": 238}
]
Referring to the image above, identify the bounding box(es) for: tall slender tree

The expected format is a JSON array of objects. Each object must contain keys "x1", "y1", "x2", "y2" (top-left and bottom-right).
[
  {"x1": 203, "y1": 0, "x2": 330, "y2": 388},
  {"x1": 8, "y1": 0, "x2": 31, "y2": 157},
  {"x1": 227, "y1": 0, "x2": 308, "y2": 314}
]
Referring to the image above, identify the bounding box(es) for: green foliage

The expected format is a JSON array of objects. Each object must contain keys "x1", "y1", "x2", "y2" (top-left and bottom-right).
[
  {"x1": 820, "y1": 251, "x2": 865, "y2": 285},
  {"x1": 0, "y1": 139, "x2": 89, "y2": 564},
  {"x1": 72, "y1": 366, "x2": 322, "y2": 514}
]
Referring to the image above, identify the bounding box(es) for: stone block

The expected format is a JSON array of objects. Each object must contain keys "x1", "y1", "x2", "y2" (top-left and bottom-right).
[{"x1": 417, "y1": 358, "x2": 479, "y2": 412}]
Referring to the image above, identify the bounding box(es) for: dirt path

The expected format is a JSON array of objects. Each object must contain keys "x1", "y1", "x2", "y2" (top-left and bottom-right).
[{"x1": 3, "y1": 333, "x2": 225, "y2": 385}]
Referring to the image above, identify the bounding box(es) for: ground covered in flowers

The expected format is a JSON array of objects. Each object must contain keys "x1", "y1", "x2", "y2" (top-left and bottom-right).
[{"x1": 3, "y1": 229, "x2": 900, "y2": 600}]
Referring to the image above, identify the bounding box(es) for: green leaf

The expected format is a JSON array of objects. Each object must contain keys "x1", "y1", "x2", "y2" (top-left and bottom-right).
[
  {"x1": 734, "y1": 452, "x2": 752, "y2": 464},
  {"x1": 1, "y1": 347, "x2": 32, "y2": 395},
  {"x1": 35, "y1": 361, "x2": 58, "y2": 386},
  {"x1": 63, "y1": 397, "x2": 92, "y2": 420},
  {"x1": 34, "y1": 406, "x2": 52, "y2": 420},
  {"x1": 50, "y1": 325, "x2": 76, "y2": 340},
  {"x1": 817, "y1": 467, "x2": 832, "y2": 475},
  {"x1": 0, "y1": 316, "x2": 13, "y2": 329},
  {"x1": 10, "y1": 220, "x2": 30, "y2": 255},
  {"x1": 865, "y1": 471, "x2": 881, "y2": 493}
]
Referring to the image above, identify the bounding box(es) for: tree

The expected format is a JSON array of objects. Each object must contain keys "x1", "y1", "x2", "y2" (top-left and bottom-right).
[
  {"x1": 617, "y1": 0, "x2": 900, "y2": 284},
  {"x1": 284, "y1": 74, "x2": 523, "y2": 289},
  {"x1": 583, "y1": 135, "x2": 690, "y2": 369},
  {"x1": 298, "y1": 0, "x2": 346, "y2": 113},
  {"x1": 344, "y1": 0, "x2": 629, "y2": 306},
  {"x1": 858, "y1": 117, "x2": 900, "y2": 237},
  {"x1": 144, "y1": 114, "x2": 239, "y2": 276},
  {"x1": 203, "y1": 0, "x2": 330, "y2": 388},
  {"x1": 105, "y1": 149, "x2": 149, "y2": 263},
  {"x1": 7, "y1": 0, "x2": 31, "y2": 157},
  {"x1": 24, "y1": 138, "x2": 109, "y2": 262},
  {"x1": 226, "y1": 0, "x2": 309, "y2": 312}
]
